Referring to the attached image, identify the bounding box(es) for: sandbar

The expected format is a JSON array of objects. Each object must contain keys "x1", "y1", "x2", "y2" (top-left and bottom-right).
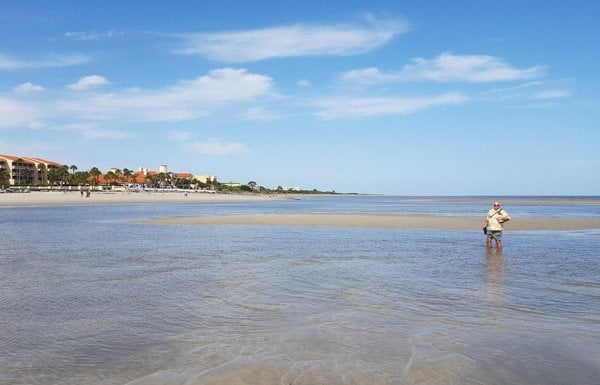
[{"x1": 140, "y1": 213, "x2": 600, "y2": 231}]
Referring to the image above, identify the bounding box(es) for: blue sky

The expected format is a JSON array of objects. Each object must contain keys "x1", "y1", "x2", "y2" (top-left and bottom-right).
[{"x1": 1, "y1": 0, "x2": 599, "y2": 195}]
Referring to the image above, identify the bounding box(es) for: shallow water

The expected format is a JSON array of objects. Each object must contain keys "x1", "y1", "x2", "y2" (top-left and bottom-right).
[{"x1": 1, "y1": 197, "x2": 599, "y2": 384}]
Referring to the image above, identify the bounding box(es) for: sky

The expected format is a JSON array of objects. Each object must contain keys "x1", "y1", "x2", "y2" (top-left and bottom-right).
[{"x1": 1, "y1": 0, "x2": 599, "y2": 195}]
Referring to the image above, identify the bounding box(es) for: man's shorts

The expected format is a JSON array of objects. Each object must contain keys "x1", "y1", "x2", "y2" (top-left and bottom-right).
[{"x1": 487, "y1": 230, "x2": 502, "y2": 241}]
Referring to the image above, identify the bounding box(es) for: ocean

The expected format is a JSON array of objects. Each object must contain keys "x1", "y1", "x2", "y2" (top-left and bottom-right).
[{"x1": 1, "y1": 196, "x2": 599, "y2": 384}]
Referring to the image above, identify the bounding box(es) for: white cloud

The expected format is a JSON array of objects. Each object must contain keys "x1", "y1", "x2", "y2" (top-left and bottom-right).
[
  {"x1": 341, "y1": 67, "x2": 399, "y2": 84},
  {"x1": 342, "y1": 52, "x2": 544, "y2": 83},
  {"x1": 67, "y1": 75, "x2": 109, "y2": 91},
  {"x1": 533, "y1": 90, "x2": 571, "y2": 99},
  {"x1": 0, "y1": 53, "x2": 90, "y2": 70},
  {"x1": 14, "y1": 82, "x2": 45, "y2": 93},
  {"x1": 177, "y1": 16, "x2": 408, "y2": 62},
  {"x1": 315, "y1": 92, "x2": 467, "y2": 120},
  {"x1": 297, "y1": 79, "x2": 312, "y2": 88},
  {"x1": 1, "y1": 68, "x2": 275, "y2": 130},
  {"x1": 189, "y1": 138, "x2": 249, "y2": 155},
  {"x1": 58, "y1": 68, "x2": 275, "y2": 122}
]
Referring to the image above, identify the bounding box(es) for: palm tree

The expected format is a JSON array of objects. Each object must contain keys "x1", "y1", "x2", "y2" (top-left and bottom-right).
[
  {"x1": 111, "y1": 169, "x2": 123, "y2": 185},
  {"x1": 145, "y1": 174, "x2": 158, "y2": 188},
  {"x1": 105, "y1": 171, "x2": 116, "y2": 185},
  {"x1": 70, "y1": 165, "x2": 78, "y2": 174},
  {"x1": 70, "y1": 171, "x2": 90, "y2": 186},
  {"x1": 89, "y1": 167, "x2": 101, "y2": 185},
  {"x1": 123, "y1": 168, "x2": 135, "y2": 185}
]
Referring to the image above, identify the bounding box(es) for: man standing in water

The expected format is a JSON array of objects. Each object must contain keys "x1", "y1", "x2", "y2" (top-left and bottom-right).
[{"x1": 484, "y1": 201, "x2": 511, "y2": 251}]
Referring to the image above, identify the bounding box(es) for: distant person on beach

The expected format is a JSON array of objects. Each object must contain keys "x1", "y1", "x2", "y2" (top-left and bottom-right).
[{"x1": 484, "y1": 201, "x2": 511, "y2": 251}]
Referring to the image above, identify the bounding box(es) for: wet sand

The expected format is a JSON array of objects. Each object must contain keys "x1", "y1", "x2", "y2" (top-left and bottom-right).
[{"x1": 141, "y1": 213, "x2": 600, "y2": 231}]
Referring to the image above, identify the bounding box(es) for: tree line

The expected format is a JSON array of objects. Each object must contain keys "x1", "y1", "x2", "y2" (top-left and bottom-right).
[{"x1": 3, "y1": 164, "x2": 217, "y2": 190}]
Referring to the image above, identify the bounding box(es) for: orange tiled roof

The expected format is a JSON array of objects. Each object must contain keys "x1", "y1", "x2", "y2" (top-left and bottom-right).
[
  {"x1": 0, "y1": 154, "x2": 65, "y2": 167},
  {"x1": 24, "y1": 157, "x2": 65, "y2": 167},
  {"x1": 0, "y1": 154, "x2": 28, "y2": 162}
]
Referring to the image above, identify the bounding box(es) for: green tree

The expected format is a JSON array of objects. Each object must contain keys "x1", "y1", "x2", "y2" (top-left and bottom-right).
[
  {"x1": 105, "y1": 171, "x2": 116, "y2": 185},
  {"x1": 123, "y1": 168, "x2": 134, "y2": 184},
  {"x1": 69, "y1": 171, "x2": 90, "y2": 186},
  {"x1": 48, "y1": 166, "x2": 68, "y2": 186},
  {"x1": 0, "y1": 168, "x2": 10, "y2": 188},
  {"x1": 89, "y1": 167, "x2": 101, "y2": 185},
  {"x1": 145, "y1": 174, "x2": 158, "y2": 188}
]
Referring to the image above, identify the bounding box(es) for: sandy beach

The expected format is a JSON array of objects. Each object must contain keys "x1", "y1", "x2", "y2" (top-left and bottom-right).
[{"x1": 0, "y1": 190, "x2": 288, "y2": 207}]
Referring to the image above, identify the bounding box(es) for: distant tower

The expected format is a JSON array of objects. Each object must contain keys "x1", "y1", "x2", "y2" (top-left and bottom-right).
[{"x1": 159, "y1": 165, "x2": 168, "y2": 173}]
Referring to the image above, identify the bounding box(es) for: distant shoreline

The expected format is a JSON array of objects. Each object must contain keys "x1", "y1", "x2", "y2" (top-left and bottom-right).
[
  {"x1": 2, "y1": 191, "x2": 599, "y2": 210},
  {"x1": 0, "y1": 190, "x2": 291, "y2": 207}
]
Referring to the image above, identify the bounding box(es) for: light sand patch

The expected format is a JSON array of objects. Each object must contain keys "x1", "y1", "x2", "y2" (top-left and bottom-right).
[{"x1": 140, "y1": 213, "x2": 600, "y2": 231}]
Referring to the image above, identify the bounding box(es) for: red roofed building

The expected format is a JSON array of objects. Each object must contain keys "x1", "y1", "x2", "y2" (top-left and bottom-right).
[
  {"x1": 0, "y1": 155, "x2": 216, "y2": 190},
  {"x1": 0, "y1": 154, "x2": 65, "y2": 187}
]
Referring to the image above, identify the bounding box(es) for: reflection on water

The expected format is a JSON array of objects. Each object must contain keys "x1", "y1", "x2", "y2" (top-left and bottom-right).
[
  {"x1": 485, "y1": 250, "x2": 505, "y2": 305},
  {"x1": 1, "y1": 200, "x2": 599, "y2": 385}
]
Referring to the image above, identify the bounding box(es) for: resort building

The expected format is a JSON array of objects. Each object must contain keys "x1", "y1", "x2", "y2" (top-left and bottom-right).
[
  {"x1": 0, "y1": 154, "x2": 65, "y2": 187},
  {"x1": 0, "y1": 154, "x2": 217, "y2": 191}
]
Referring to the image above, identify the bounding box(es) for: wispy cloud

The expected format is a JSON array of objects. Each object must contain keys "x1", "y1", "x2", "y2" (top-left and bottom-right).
[
  {"x1": 62, "y1": 123, "x2": 135, "y2": 140},
  {"x1": 315, "y1": 92, "x2": 467, "y2": 120},
  {"x1": 482, "y1": 79, "x2": 573, "y2": 102},
  {"x1": 533, "y1": 90, "x2": 571, "y2": 99},
  {"x1": 342, "y1": 52, "x2": 544, "y2": 84},
  {"x1": 14, "y1": 82, "x2": 45, "y2": 93},
  {"x1": 0, "y1": 68, "x2": 275, "y2": 130},
  {"x1": 67, "y1": 75, "x2": 109, "y2": 91},
  {"x1": 188, "y1": 138, "x2": 249, "y2": 155},
  {"x1": 0, "y1": 98, "x2": 43, "y2": 128},
  {"x1": 297, "y1": 79, "x2": 312, "y2": 88},
  {"x1": 169, "y1": 130, "x2": 249, "y2": 156},
  {"x1": 168, "y1": 130, "x2": 194, "y2": 142},
  {"x1": 0, "y1": 53, "x2": 90, "y2": 70},
  {"x1": 176, "y1": 15, "x2": 408, "y2": 62},
  {"x1": 240, "y1": 106, "x2": 279, "y2": 121},
  {"x1": 64, "y1": 30, "x2": 124, "y2": 41},
  {"x1": 59, "y1": 68, "x2": 274, "y2": 122}
]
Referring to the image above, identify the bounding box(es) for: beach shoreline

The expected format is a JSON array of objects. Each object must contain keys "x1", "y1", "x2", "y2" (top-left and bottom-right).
[{"x1": 0, "y1": 190, "x2": 290, "y2": 207}]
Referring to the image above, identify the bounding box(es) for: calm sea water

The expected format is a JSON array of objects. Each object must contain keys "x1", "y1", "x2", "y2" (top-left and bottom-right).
[{"x1": 1, "y1": 196, "x2": 599, "y2": 385}]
